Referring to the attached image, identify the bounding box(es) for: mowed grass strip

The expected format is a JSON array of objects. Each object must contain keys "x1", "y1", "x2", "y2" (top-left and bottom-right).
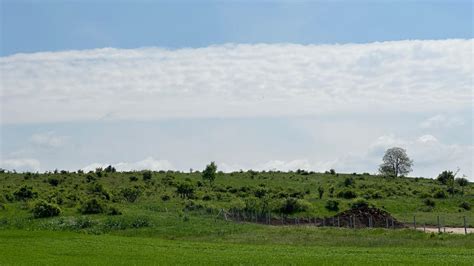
[{"x1": 0, "y1": 230, "x2": 472, "y2": 265}]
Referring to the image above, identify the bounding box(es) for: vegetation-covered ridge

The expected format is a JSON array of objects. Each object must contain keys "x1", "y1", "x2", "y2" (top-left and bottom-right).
[{"x1": 0, "y1": 163, "x2": 472, "y2": 232}]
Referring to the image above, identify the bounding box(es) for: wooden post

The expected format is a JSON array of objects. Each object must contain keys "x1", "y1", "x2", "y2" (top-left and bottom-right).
[
  {"x1": 323, "y1": 218, "x2": 326, "y2": 227},
  {"x1": 386, "y1": 217, "x2": 388, "y2": 229},
  {"x1": 413, "y1": 215, "x2": 416, "y2": 230},
  {"x1": 332, "y1": 217, "x2": 335, "y2": 227},
  {"x1": 349, "y1": 216, "x2": 352, "y2": 228},
  {"x1": 423, "y1": 223, "x2": 425, "y2": 232},
  {"x1": 353, "y1": 215, "x2": 356, "y2": 229},
  {"x1": 464, "y1": 216, "x2": 467, "y2": 235},
  {"x1": 437, "y1": 216, "x2": 441, "y2": 233},
  {"x1": 391, "y1": 218, "x2": 394, "y2": 229},
  {"x1": 337, "y1": 216, "x2": 340, "y2": 227}
]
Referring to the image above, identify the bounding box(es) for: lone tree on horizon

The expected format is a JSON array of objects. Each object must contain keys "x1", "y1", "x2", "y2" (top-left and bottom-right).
[{"x1": 379, "y1": 147, "x2": 413, "y2": 178}]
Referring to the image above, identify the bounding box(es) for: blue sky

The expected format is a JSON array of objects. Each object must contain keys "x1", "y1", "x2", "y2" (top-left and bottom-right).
[
  {"x1": 0, "y1": 1, "x2": 473, "y2": 179},
  {"x1": 1, "y1": 1, "x2": 472, "y2": 55}
]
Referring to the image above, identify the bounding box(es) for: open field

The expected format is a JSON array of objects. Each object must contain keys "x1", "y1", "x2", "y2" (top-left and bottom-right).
[
  {"x1": 0, "y1": 228, "x2": 473, "y2": 265},
  {"x1": 0, "y1": 170, "x2": 472, "y2": 264}
]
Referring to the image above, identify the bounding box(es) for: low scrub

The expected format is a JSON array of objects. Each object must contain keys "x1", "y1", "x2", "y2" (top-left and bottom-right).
[
  {"x1": 32, "y1": 200, "x2": 61, "y2": 218},
  {"x1": 79, "y1": 198, "x2": 107, "y2": 214}
]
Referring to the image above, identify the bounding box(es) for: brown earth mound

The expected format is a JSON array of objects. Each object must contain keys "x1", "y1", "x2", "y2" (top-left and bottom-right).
[
  {"x1": 225, "y1": 206, "x2": 405, "y2": 228},
  {"x1": 327, "y1": 206, "x2": 405, "y2": 228}
]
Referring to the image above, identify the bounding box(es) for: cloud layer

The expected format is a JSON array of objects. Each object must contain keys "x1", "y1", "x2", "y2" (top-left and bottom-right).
[{"x1": 1, "y1": 39, "x2": 472, "y2": 124}]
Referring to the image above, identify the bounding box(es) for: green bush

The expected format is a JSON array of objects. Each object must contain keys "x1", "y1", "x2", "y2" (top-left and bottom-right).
[
  {"x1": 142, "y1": 171, "x2": 153, "y2": 181},
  {"x1": 423, "y1": 198, "x2": 436, "y2": 207},
  {"x1": 176, "y1": 182, "x2": 195, "y2": 198},
  {"x1": 32, "y1": 200, "x2": 61, "y2": 218},
  {"x1": 325, "y1": 200, "x2": 340, "y2": 211},
  {"x1": 337, "y1": 190, "x2": 357, "y2": 199},
  {"x1": 120, "y1": 187, "x2": 142, "y2": 203},
  {"x1": 13, "y1": 185, "x2": 37, "y2": 201},
  {"x1": 48, "y1": 177, "x2": 60, "y2": 187},
  {"x1": 459, "y1": 202, "x2": 471, "y2": 210},
  {"x1": 433, "y1": 190, "x2": 447, "y2": 199},
  {"x1": 279, "y1": 197, "x2": 309, "y2": 214},
  {"x1": 350, "y1": 198, "x2": 369, "y2": 209},
  {"x1": 107, "y1": 206, "x2": 122, "y2": 216},
  {"x1": 79, "y1": 198, "x2": 107, "y2": 214},
  {"x1": 87, "y1": 183, "x2": 110, "y2": 200}
]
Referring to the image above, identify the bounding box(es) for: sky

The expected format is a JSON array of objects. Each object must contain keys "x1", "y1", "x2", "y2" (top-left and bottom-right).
[{"x1": 0, "y1": 0, "x2": 473, "y2": 179}]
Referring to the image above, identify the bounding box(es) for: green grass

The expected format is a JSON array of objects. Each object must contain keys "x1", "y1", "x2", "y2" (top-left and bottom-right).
[
  {"x1": 1, "y1": 229, "x2": 472, "y2": 265},
  {"x1": 0, "y1": 170, "x2": 472, "y2": 264}
]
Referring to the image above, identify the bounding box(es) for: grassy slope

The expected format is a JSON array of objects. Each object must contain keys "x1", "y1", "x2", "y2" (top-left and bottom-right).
[{"x1": 0, "y1": 171, "x2": 472, "y2": 226}]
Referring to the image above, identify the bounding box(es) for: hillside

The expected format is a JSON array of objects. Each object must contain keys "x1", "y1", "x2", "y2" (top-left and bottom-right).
[{"x1": 0, "y1": 168, "x2": 472, "y2": 230}]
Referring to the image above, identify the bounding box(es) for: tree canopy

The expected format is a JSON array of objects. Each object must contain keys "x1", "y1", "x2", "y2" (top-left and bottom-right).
[{"x1": 379, "y1": 147, "x2": 413, "y2": 178}]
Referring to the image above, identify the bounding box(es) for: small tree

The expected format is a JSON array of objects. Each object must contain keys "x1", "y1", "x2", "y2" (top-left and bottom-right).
[
  {"x1": 437, "y1": 169, "x2": 459, "y2": 196},
  {"x1": 202, "y1": 162, "x2": 217, "y2": 187},
  {"x1": 456, "y1": 177, "x2": 469, "y2": 194},
  {"x1": 317, "y1": 186, "x2": 324, "y2": 199},
  {"x1": 437, "y1": 170, "x2": 454, "y2": 185},
  {"x1": 379, "y1": 147, "x2": 413, "y2": 178}
]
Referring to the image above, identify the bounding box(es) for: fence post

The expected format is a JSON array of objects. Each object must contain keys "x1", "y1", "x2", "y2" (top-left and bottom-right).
[
  {"x1": 349, "y1": 216, "x2": 352, "y2": 228},
  {"x1": 391, "y1": 218, "x2": 394, "y2": 229},
  {"x1": 353, "y1": 215, "x2": 356, "y2": 229},
  {"x1": 337, "y1": 216, "x2": 340, "y2": 227},
  {"x1": 386, "y1": 217, "x2": 388, "y2": 229},
  {"x1": 443, "y1": 217, "x2": 445, "y2": 233},
  {"x1": 413, "y1": 215, "x2": 416, "y2": 230},
  {"x1": 423, "y1": 223, "x2": 425, "y2": 232},
  {"x1": 323, "y1": 218, "x2": 326, "y2": 227},
  {"x1": 464, "y1": 216, "x2": 467, "y2": 235},
  {"x1": 437, "y1": 216, "x2": 441, "y2": 233}
]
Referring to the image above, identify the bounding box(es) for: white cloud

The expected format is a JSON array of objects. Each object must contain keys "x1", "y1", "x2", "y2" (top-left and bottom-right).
[
  {"x1": 1, "y1": 39, "x2": 472, "y2": 124},
  {"x1": 0, "y1": 158, "x2": 41, "y2": 172},
  {"x1": 420, "y1": 115, "x2": 465, "y2": 129},
  {"x1": 82, "y1": 157, "x2": 173, "y2": 172},
  {"x1": 29, "y1": 132, "x2": 67, "y2": 149}
]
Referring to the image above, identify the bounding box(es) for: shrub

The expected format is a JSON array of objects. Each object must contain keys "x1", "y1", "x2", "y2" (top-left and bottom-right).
[
  {"x1": 176, "y1": 182, "x2": 194, "y2": 198},
  {"x1": 350, "y1": 198, "x2": 369, "y2": 209},
  {"x1": 107, "y1": 206, "x2": 122, "y2": 216},
  {"x1": 459, "y1": 202, "x2": 471, "y2": 211},
  {"x1": 74, "y1": 216, "x2": 95, "y2": 229},
  {"x1": 129, "y1": 176, "x2": 138, "y2": 182},
  {"x1": 279, "y1": 197, "x2": 309, "y2": 214},
  {"x1": 337, "y1": 190, "x2": 357, "y2": 199},
  {"x1": 79, "y1": 198, "x2": 106, "y2": 214},
  {"x1": 88, "y1": 183, "x2": 110, "y2": 200},
  {"x1": 433, "y1": 190, "x2": 447, "y2": 199},
  {"x1": 85, "y1": 174, "x2": 96, "y2": 183},
  {"x1": 160, "y1": 194, "x2": 170, "y2": 201},
  {"x1": 13, "y1": 185, "x2": 37, "y2": 201},
  {"x1": 423, "y1": 198, "x2": 436, "y2": 207},
  {"x1": 202, "y1": 194, "x2": 212, "y2": 201},
  {"x1": 325, "y1": 200, "x2": 339, "y2": 211},
  {"x1": 120, "y1": 187, "x2": 142, "y2": 203},
  {"x1": 131, "y1": 216, "x2": 151, "y2": 228},
  {"x1": 48, "y1": 178, "x2": 60, "y2": 187},
  {"x1": 32, "y1": 201, "x2": 61, "y2": 218},
  {"x1": 142, "y1": 171, "x2": 153, "y2": 181},
  {"x1": 343, "y1": 177, "x2": 354, "y2": 187},
  {"x1": 254, "y1": 187, "x2": 267, "y2": 198}
]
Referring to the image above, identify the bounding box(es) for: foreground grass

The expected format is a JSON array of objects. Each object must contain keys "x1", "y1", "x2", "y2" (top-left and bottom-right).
[{"x1": 0, "y1": 229, "x2": 472, "y2": 265}]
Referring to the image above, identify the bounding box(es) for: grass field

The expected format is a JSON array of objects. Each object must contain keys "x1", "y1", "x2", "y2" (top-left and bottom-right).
[
  {"x1": 0, "y1": 169, "x2": 472, "y2": 264},
  {"x1": 1, "y1": 227, "x2": 473, "y2": 265}
]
